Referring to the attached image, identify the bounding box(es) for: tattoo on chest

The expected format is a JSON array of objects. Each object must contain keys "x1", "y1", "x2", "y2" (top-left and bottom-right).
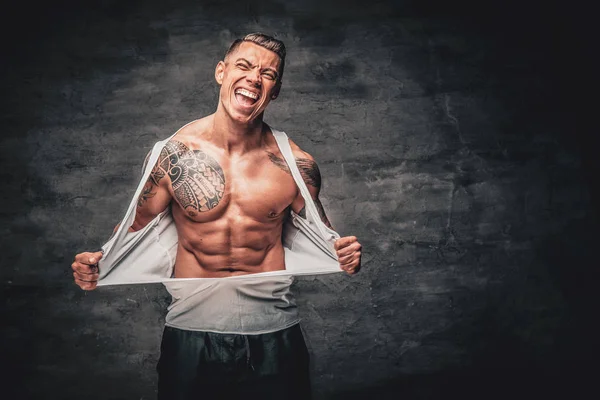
[{"x1": 158, "y1": 140, "x2": 225, "y2": 214}]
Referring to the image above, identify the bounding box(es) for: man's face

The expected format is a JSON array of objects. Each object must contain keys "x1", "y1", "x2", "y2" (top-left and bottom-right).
[{"x1": 215, "y1": 41, "x2": 282, "y2": 124}]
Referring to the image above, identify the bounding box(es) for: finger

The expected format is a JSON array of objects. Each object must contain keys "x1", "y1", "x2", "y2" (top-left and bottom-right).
[
  {"x1": 339, "y1": 250, "x2": 361, "y2": 265},
  {"x1": 340, "y1": 258, "x2": 360, "y2": 270},
  {"x1": 74, "y1": 251, "x2": 104, "y2": 265},
  {"x1": 341, "y1": 256, "x2": 361, "y2": 268},
  {"x1": 73, "y1": 274, "x2": 98, "y2": 291},
  {"x1": 344, "y1": 266, "x2": 354, "y2": 275},
  {"x1": 71, "y1": 262, "x2": 98, "y2": 274},
  {"x1": 73, "y1": 271, "x2": 99, "y2": 283},
  {"x1": 342, "y1": 260, "x2": 361, "y2": 275},
  {"x1": 337, "y1": 252, "x2": 356, "y2": 265},
  {"x1": 336, "y1": 242, "x2": 362, "y2": 258},
  {"x1": 334, "y1": 236, "x2": 357, "y2": 251},
  {"x1": 346, "y1": 266, "x2": 360, "y2": 275}
]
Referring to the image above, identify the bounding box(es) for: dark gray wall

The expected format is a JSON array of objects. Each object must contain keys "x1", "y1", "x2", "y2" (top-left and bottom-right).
[{"x1": 1, "y1": 0, "x2": 597, "y2": 399}]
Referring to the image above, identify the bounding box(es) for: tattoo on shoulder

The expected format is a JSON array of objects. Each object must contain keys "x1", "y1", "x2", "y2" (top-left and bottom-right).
[
  {"x1": 267, "y1": 151, "x2": 322, "y2": 188},
  {"x1": 160, "y1": 140, "x2": 225, "y2": 214}
]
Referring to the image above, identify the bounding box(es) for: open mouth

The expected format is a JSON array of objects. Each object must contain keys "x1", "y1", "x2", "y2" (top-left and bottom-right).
[{"x1": 234, "y1": 88, "x2": 260, "y2": 107}]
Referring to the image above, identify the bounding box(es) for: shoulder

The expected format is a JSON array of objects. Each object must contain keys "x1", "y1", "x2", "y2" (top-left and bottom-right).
[
  {"x1": 169, "y1": 116, "x2": 213, "y2": 146},
  {"x1": 162, "y1": 139, "x2": 190, "y2": 155},
  {"x1": 270, "y1": 128, "x2": 320, "y2": 170},
  {"x1": 268, "y1": 125, "x2": 315, "y2": 162},
  {"x1": 264, "y1": 128, "x2": 323, "y2": 189},
  {"x1": 288, "y1": 138, "x2": 316, "y2": 164},
  {"x1": 173, "y1": 117, "x2": 211, "y2": 138},
  {"x1": 162, "y1": 117, "x2": 215, "y2": 155}
]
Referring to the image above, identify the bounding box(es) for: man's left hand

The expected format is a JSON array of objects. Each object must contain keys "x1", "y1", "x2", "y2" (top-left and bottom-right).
[{"x1": 334, "y1": 236, "x2": 362, "y2": 275}]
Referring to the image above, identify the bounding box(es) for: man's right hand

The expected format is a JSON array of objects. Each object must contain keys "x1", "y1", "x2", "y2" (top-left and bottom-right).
[{"x1": 72, "y1": 251, "x2": 103, "y2": 291}]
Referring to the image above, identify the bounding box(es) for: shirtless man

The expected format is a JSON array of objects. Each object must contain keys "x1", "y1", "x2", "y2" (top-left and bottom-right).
[{"x1": 71, "y1": 33, "x2": 362, "y2": 399}]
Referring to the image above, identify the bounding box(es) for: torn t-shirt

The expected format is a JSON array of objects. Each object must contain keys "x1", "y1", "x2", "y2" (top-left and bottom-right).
[{"x1": 96, "y1": 125, "x2": 342, "y2": 334}]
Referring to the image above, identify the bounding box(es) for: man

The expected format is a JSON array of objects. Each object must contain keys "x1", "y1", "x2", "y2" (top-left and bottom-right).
[{"x1": 71, "y1": 33, "x2": 362, "y2": 399}]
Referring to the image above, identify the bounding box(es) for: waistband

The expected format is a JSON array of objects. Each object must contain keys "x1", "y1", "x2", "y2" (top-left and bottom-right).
[{"x1": 163, "y1": 275, "x2": 300, "y2": 335}]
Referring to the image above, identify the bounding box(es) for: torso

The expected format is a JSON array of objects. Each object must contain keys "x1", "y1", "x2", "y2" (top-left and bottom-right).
[{"x1": 160, "y1": 119, "x2": 303, "y2": 278}]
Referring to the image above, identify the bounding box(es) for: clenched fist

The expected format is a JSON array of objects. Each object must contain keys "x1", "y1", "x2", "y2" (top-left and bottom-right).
[
  {"x1": 72, "y1": 251, "x2": 103, "y2": 291},
  {"x1": 334, "y1": 236, "x2": 362, "y2": 275}
]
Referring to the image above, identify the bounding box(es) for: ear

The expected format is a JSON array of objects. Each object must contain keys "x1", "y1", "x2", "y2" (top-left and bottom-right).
[{"x1": 215, "y1": 61, "x2": 225, "y2": 85}]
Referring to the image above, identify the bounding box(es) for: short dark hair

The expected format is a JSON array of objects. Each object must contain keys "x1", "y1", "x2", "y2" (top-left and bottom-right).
[{"x1": 224, "y1": 33, "x2": 286, "y2": 79}]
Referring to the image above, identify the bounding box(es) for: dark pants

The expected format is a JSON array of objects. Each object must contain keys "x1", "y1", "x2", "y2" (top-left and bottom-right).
[{"x1": 157, "y1": 323, "x2": 312, "y2": 400}]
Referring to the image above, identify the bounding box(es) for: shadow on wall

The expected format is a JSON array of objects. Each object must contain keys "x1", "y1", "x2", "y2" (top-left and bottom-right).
[
  {"x1": 327, "y1": 367, "x2": 577, "y2": 400},
  {"x1": 0, "y1": 2, "x2": 177, "y2": 398},
  {"x1": 325, "y1": 217, "x2": 597, "y2": 400}
]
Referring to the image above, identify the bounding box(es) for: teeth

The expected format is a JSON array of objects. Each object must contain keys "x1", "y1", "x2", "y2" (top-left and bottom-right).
[{"x1": 235, "y1": 88, "x2": 258, "y2": 100}]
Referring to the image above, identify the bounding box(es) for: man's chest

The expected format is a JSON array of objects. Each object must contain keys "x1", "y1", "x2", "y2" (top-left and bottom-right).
[{"x1": 159, "y1": 141, "x2": 298, "y2": 220}]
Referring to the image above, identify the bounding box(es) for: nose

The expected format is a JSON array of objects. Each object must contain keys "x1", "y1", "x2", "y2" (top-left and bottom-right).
[{"x1": 246, "y1": 68, "x2": 261, "y2": 87}]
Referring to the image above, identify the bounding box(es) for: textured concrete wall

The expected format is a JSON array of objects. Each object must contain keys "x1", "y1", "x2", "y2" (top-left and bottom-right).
[{"x1": 1, "y1": 0, "x2": 597, "y2": 399}]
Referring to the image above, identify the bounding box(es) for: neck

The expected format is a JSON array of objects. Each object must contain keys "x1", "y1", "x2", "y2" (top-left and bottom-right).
[{"x1": 211, "y1": 106, "x2": 266, "y2": 154}]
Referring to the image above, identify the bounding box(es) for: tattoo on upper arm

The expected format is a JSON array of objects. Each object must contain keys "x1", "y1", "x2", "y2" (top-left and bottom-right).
[
  {"x1": 151, "y1": 158, "x2": 166, "y2": 185},
  {"x1": 314, "y1": 198, "x2": 332, "y2": 228},
  {"x1": 137, "y1": 181, "x2": 156, "y2": 207},
  {"x1": 268, "y1": 151, "x2": 331, "y2": 228},
  {"x1": 267, "y1": 152, "x2": 322, "y2": 188},
  {"x1": 296, "y1": 158, "x2": 322, "y2": 188},
  {"x1": 137, "y1": 151, "x2": 165, "y2": 208},
  {"x1": 160, "y1": 140, "x2": 225, "y2": 215}
]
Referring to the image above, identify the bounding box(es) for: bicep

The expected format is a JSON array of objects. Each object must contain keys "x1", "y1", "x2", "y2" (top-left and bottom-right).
[
  {"x1": 305, "y1": 183, "x2": 333, "y2": 229},
  {"x1": 130, "y1": 157, "x2": 172, "y2": 231},
  {"x1": 292, "y1": 155, "x2": 332, "y2": 229}
]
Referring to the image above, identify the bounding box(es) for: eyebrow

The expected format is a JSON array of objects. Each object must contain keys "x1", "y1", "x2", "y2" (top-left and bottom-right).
[{"x1": 235, "y1": 58, "x2": 279, "y2": 78}]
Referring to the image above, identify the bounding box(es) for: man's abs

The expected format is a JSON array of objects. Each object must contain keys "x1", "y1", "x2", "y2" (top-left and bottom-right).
[{"x1": 171, "y1": 204, "x2": 289, "y2": 278}]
